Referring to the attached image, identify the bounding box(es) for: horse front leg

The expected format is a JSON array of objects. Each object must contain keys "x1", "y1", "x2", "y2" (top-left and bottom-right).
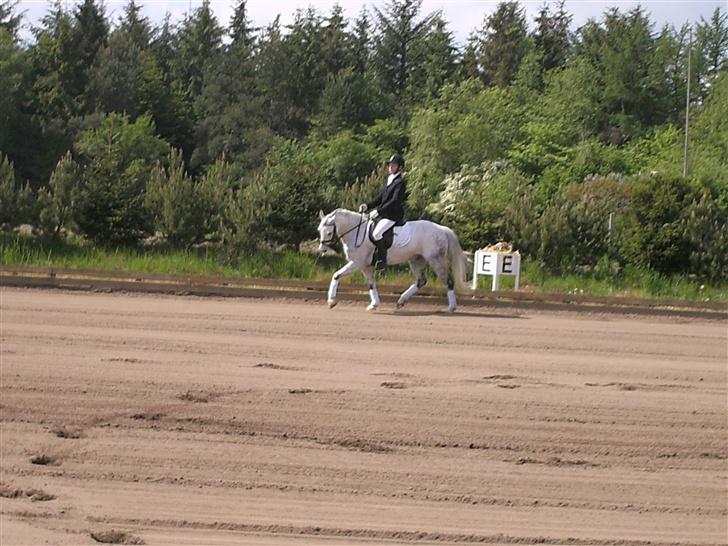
[
  {"x1": 361, "y1": 266, "x2": 380, "y2": 311},
  {"x1": 327, "y1": 261, "x2": 362, "y2": 309}
]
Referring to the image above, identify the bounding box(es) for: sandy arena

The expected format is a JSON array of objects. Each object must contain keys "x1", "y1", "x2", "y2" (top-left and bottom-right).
[{"x1": 0, "y1": 287, "x2": 726, "y2": 545}]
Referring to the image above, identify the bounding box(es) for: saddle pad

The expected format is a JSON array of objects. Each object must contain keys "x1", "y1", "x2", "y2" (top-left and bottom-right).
[
  {"x1": 367, "y1": 221, "x2": 412, "y2": 248},
  {"x1": 391, "y1": 223, "x2": 412, "y2": 248}
]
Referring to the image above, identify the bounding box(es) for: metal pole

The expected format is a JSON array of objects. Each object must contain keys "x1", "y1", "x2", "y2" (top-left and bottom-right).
[{"x1": 683, "y1": 26, "x2": 692, "y2": 178}]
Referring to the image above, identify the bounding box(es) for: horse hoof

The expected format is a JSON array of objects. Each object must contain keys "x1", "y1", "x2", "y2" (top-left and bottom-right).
[
  {"x1": 447, "y1": 307, "x2": 456, "y2": 314},
  {"x1": 327, "y1": 300, "x2": 337, "y2": 309},
  {"x1": 366, "y1": 304, "x2": 378, "y2": 312},
  {"x1": 396, "y1": 301, "x2": 405, "y2": 309}
]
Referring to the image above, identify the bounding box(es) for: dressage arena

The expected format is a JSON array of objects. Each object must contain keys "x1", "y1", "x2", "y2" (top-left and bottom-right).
[{"x1": 1, "y1": 287, "x2": 726, "y2": 545}]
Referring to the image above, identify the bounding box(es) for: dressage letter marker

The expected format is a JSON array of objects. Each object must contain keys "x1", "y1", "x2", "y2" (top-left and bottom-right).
[{"x1": 472, "y1": 250, "x2": 521, "y2": 291}]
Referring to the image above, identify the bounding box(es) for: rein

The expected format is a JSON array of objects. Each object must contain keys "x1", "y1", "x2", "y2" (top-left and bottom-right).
[{"x1": 322, "y1": 213, "x2": 367, "y2": 248}]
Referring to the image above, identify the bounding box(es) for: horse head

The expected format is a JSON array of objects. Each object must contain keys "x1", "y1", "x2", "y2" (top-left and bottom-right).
[{"x1": 317, "y1": 210, "x2": 337, "y2": 254}]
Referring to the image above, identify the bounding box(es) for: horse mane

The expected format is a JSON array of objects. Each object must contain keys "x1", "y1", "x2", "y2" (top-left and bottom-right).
[{"x1": 330, "y1": 208, "x2": 359, "y2": 227}]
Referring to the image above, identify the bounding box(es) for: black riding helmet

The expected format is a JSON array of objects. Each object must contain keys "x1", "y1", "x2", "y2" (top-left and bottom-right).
[{"x1": 389, "y1": 153, "x2": 405, "y2": 169}]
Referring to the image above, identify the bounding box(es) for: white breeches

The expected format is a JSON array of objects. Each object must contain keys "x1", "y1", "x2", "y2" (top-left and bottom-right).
[{"x1": 372, "y1": 219, "x2": 395, "y2": 241}]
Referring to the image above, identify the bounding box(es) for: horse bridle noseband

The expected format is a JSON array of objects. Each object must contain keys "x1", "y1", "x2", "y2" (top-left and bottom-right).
[{"x1": 321, "y1": 213, "x2": 367, "y2": 248}]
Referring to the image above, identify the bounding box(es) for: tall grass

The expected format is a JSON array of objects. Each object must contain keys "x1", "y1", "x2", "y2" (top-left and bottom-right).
[{"x1": 2, "y1": 233, "x2": 725, "y2": 302}]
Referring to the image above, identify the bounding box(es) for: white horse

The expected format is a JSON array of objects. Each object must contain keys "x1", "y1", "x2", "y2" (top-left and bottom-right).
[{"x1": 317, "y1": 208, "x2": 472, "y2": 312}]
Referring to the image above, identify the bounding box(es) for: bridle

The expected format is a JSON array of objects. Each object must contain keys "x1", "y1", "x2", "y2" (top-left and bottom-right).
[{"x1": 320, "y1": 213, "x2": 368, "y2": 249}]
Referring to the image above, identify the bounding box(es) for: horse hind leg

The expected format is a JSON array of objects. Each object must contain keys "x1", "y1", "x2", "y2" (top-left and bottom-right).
[
  {"x1": 397, "y1": 256, "x2": 427, "y2": 309},
  {"x1": 429, "y1": 256, "x2": 457, "y2": 313}
]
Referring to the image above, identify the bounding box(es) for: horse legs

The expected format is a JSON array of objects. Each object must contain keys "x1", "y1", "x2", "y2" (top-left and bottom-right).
[
  {"x1": 397, "y1": 256, "x2": 427, "y2": 309},
  {"x1": 361, "y1": 266, "x2": 380, "y2": 311},
  {"x1": 327, "y1": 261, "x2": 361, "y2": 308},
  {"x1": 429, "y1": 256, "x2": 457, "y2": 313}
]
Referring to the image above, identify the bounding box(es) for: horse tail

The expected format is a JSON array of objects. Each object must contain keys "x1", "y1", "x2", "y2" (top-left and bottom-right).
[{"x1": 445, "y1": 227, "x2": 473, "y2": 295}]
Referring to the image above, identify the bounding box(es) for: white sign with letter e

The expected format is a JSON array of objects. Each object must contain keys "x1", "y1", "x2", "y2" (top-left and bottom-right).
[{"x1": 472, "y1": 251, "x2": 521, "y2": 291}]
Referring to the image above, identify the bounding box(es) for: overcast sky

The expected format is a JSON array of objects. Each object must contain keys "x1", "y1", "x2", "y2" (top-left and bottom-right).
[{"x1": 15, "y1": 0, "x2": 726, "y2": 45}]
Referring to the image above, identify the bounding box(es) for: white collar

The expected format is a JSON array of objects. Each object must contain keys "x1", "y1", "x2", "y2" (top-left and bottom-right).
[{"x1": 387, "y1": 172, "x2": 401, "y2": 186}]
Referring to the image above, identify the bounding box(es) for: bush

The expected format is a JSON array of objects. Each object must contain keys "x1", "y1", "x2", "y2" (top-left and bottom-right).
[
  {"x1": 0, "y1": 153, "x2": 35, "y2": 227},
  {"x1": 221, "y1": 173, "x2": 271, "y2": 257},
  {"x1": 37, "y1": 151, "x2": 80, "y2": 237},
  {"x1": 198, "y1": 156, "x2": 239, "y2": 242},
  {"x1": 619, "y1": 173, "x2": 698, "y2": 274},
  {"x1": 683, "y1": 190, "x2": 728, "y2": 282},
  {"x1": 427, "y1": 162, "x2": 530, "y2": 250},
  {"x1": 537, "y1": 175, "x2": 632, "y2": 271},
  {"x1": 145, "y1": 149, "x2": 209, "y2": 247},
  {"x1": 251, "y1": 139, "x2": 324, "y2": 248}
]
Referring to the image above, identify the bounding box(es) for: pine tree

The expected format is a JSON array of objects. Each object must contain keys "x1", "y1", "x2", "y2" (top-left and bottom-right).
[
  {"x1": 38, "y1": 151, "x2": 79, "y2": 237},
  {"x1": 150, "y1": 13, "x2": 176, "y2": 81},
  {"x1": 192, "y1": 17, "x2": 267, "y2": 170},
  {"x1": 695, "y1": 7, "x2": 728, "y2": 101},
  {"x1": 73, "y1": 113, "x2": 169, "y2": 245},
  {"x1": 31, "y1": 2, "x2": 80, "y2": 122},
  {"x1": 229, "y1": 0, "x2": 257, "y2": 50},
  {"x1": 421, "y1": 15, "x2": 456, "y2": 100},
  {"x1": 652, "y1": 23, "x2": 690, "y2": 124},
  {"x1": 316, "y1": 67, "x2": 379, "y2": 136},
  {"x1": 476, "y1": 1, "x2": 530, "y2": 87},
  {"x1": 0, "y1": 0, "x2": 21, "y2": 38},
  {"x1": 457, "y1": 34, "x2": 481, "y2": 81},
  {"x1": 322, "y1": 4, "x2": 352, "y2": 75},
  {"x1": 575, "y1": 7, "x2": 673, "y2": 139},
  {"x1": 173, "y1": 0, "x2": 223, "y2": 99},
  {"x1": 145, "y1": 148, "x2": 206, "y2": 247},
  {"x1": 532, "y1": 0, "x2": 572, "y2": 72},
  {"x1": 257, "y1": 16, "x2": 290, "y2": 136},
  {"x1": 88, "y1": 30, "x2": 153, "y2": 117},
  {"x1": 283, "y1": 8, "x2": 327, "y2": 137},
  {"x1": 0, "y1": 153, "x2": 34, "y2": 226},
  {"x1": 351, "y1": 8, "x2": 371, "y2": 75},
  {"x1": 118, "y1": 0, "x2": 152, "y2": 50},
  {"x1": 0, "y1": 23, "x2": 31, "y2": 169},
  {"x1": 372, "y1": 0, "x2": 435, "y2": 115},
  {"x1": 72, "y1": 0, "x2": 108, "y2": 112}
]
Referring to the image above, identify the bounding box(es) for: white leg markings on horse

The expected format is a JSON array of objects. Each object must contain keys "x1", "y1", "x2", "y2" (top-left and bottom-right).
[{"x1": 447, "y1": 290, "x2": 457, "y2": 312}]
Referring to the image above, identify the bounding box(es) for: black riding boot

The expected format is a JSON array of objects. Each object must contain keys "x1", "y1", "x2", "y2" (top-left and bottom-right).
[{"x1": 374, "y1": 239, "x2": 388, "y2": 272}]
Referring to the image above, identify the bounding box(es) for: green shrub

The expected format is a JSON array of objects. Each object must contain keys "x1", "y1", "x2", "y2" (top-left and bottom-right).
[
  {"x1": 37, "y1": 151, "x2": 79, "y2": 237},
  {"x1": 221, "y1": 173, "x2": 271, "y2": 257},
  {"x1": 145, "y1": 149, "x2": 208, "y2": 247},
  {"x1": 537, "y1": 175, "x2": 632, "y2": 271},
  {"x1": 619, "y1": 173, "x2": 698, "y2": 274},
  {"x1": 683, "y1": 190, "x2": 728, "y2": 282},
  {"x1": 427, "y1": 162, "x2": 530, "y2": 250},
  {"x1": 0, "y1": 153, "x2": 35, "y2": 227}
]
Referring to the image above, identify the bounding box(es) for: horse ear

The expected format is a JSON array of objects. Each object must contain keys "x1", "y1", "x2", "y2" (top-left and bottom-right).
[{"x1": 319, "y1": 210, "x2": 325, "y2": 220}]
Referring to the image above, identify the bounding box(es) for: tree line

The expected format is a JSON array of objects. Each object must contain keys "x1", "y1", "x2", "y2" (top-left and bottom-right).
[{"x1": 0, "y1": 0, "x2": 726, "y2": 281}]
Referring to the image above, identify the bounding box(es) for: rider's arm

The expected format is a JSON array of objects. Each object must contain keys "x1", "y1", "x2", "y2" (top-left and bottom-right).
[{"x1": 366, "y1": 188, "x2": 384, "y2": 211}]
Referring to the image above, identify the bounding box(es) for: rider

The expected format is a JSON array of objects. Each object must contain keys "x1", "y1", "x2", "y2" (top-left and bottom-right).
[{"x1": 358, "y1": 154, "x2": 407, "y2": 272}]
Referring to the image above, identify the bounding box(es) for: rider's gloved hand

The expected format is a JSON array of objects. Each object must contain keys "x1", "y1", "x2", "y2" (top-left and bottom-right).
[
  {"x1": 369, "y1": 209, "x2": 379, "y2": 220},
  {"x1": 358, "y1": 204, "x2": 368, "y2": 213}
]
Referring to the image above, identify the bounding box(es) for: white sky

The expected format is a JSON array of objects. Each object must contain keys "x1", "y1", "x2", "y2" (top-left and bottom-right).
[{"x1": 15, "y1": 0, "x2": 727, "y2": 46}]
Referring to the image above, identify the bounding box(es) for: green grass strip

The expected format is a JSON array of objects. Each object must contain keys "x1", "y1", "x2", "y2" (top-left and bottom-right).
[{"x1": 1, "y1": 233, "x2": 725, "y2": 303}]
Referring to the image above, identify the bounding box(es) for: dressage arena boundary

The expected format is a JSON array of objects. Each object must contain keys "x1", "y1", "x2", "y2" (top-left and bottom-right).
[{"x1": 1, "y1": 264, "x2": 725, "y2": 319}]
